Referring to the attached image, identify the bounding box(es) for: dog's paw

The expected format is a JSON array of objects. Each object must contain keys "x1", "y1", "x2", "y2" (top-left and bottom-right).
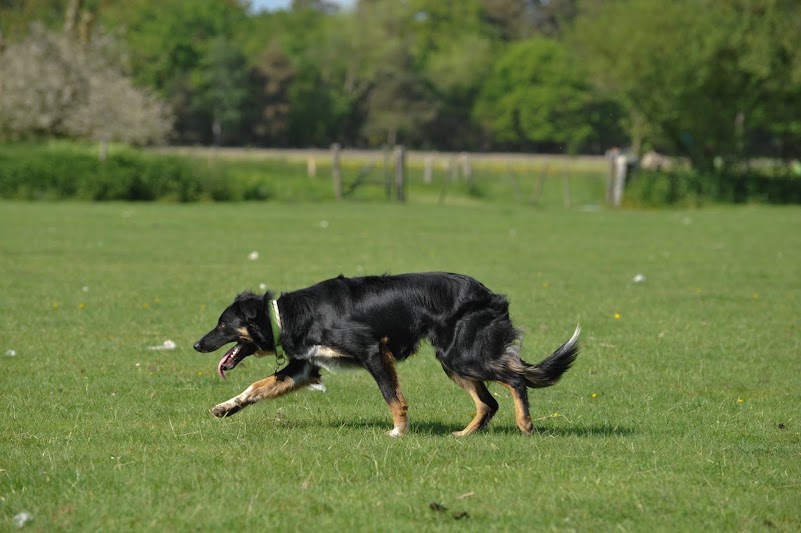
[
  {"x1": 386, "y1": 427, "x2": 406, "y2": 437},
  {"x1": 210, "y1": 402, "x2": 241, "y2": 418}
]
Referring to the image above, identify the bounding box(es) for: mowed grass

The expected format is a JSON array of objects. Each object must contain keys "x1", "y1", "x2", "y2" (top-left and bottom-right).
[{"x1": 1, "y1": 200, "x2": 799, "y2": 531}]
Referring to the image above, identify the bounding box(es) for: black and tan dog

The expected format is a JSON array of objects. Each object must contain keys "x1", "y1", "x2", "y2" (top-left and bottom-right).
[{"x1": 194, "y1": 272, "x2": 580, "y2": 436}]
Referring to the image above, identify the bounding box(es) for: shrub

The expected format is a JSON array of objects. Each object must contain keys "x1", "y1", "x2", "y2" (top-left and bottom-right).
[
  {"x1": 625, "y1": 169, "x2": 801, "y2": 206},
  {"x1": 0, "y1": 144, "x2": 225, "y2": 202}
]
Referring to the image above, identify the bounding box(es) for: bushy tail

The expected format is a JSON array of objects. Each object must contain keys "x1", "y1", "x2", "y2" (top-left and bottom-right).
[{"x1": 520, "y1": 325, "x2": 581, "y2": 388}]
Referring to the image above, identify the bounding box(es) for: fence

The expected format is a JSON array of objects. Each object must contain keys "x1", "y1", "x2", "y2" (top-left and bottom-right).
[
  {"x1": 151, "y1": 146, "x2": 614, "y2": 206},
  {"x1": 326, "y1": 145, "x2": 611, "y2": 207}
]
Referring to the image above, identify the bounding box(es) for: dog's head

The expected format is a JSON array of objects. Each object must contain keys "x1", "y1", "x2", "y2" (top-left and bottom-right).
[{"x1": 193, "y1": 291, "x2": 273, "y2": 378}]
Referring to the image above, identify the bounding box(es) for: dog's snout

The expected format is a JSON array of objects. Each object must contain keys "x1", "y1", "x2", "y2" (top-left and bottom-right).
[{"x1": 193, "y1": 341, "x2": 202, "y2": 352}]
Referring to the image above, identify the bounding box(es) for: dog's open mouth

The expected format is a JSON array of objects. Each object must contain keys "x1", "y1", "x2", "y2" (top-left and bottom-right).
[{"x1": 217, "y1": 343, "x2": 256, "y2": 379}]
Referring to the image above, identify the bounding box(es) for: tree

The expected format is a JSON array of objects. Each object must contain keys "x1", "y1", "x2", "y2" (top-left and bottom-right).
[
  {"x1": 245, "y1": 7, "x2": 354, "y2": 146},
  {"x1": 101, "y1": 0, "x2": 249, "y2": 144},
  {"x1": 473, "y1": 37, "x2": 620, "y2": 153},
  {"x1": 730, "y1": 0, "x2": 801, "y2": 161},
  {"x1": 0, "y1": 0, "x2": 66, "y2": 40},
  {"x1": 403, "y1": 0, "x2": 495, "y2": 149},
  {"x1": 344, "y1": 0, "x2": 440, "y2": 146},
  {"x1": 570, "y1": 0, "x2": 801, "y2": 169},
  {"x1": 193, "y1": 37, "x2": 250, "y2": 145},
  {"x1": 480, "y1": 0, "x2": 579, "y2": 40},
  {"x1": 0, "y1": 23, "x2": 172, "y2": 146},
  {"x1": 422, "y1": 32, "x2": 495, "y2": 149},
  {"x1": 290, "y1": 0, "x2": 339, "y2": 13},
  {"x1": 249, "y1": 41, "x2": 295, "y2": 145},
  {"x1": 0, "y1": 23, "x2": 87, "y2": 139}
]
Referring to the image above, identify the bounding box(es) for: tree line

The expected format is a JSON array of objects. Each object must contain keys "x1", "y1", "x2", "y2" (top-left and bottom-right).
[{"x1": 2, "y1": 0, "x2": 801, "y2": 175}]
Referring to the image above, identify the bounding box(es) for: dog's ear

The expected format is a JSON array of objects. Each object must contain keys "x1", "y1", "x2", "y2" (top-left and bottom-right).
[{"x1": 235, "y1": 292, "x2": 261, "y2": 321}]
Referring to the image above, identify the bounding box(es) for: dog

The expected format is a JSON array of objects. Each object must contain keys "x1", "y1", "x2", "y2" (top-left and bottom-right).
[{"x1": 194, "y1": 272, "x2": 580, "y2": 436}]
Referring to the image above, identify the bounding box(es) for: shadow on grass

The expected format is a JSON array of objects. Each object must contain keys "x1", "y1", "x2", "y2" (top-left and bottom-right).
[
  {"x1": 326, "y1": 418, "x2": 635, "y2": 437},
  {"x1": 530, "y1": 424, "x2": 635, "y2": 437}
]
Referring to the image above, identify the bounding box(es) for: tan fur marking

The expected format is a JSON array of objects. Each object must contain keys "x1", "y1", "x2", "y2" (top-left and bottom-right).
[
  {"x1": 235, "y1": 327, "x2": 253, "y2": 343},
  {"x1": 449, "y1": 376, "x2": 496, "y2": 437},
  {"x1": 316, "y1": 346, "x2": 347, "y2": 358},
  {"x1": 245, "y1": 374, "x2": 305, "y2": 401},
  {"x1": 379, "y1": 337, "x2": 408, "y2": 436},
  {"x1": 499, "y1": 383, "x2": 533, "y2": 434},
  {"x1": 211, "y1": 370, "x2": 319, "y2": 418},
  {"x1": 379, "y1": 337, "x2": 395, "y2": 361},
  {"x1": 388, "y1": 396, "x2": 408, "y2": 435}
]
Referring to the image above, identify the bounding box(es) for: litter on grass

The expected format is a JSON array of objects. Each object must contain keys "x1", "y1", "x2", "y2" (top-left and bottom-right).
[
  {"x1": 14, "y1": 511, "x2": 33, "y2": 528},
  {"x1": 148, "y1": 340, "x2": 177, "y2": 351}
]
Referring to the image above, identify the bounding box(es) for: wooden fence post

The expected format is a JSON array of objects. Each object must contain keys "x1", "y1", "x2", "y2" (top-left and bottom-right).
[
  {"x1": 530, "y1": 165, "x2": 548, "y2": 205},
  {"x1": 562, "y1": 170, "x2": 572, "y2": 208},
  {"x1": 331, "y1": 143, "x2": 342, "y2": 201},
  {"x1": 448, "y1": 156, "x2": 458, "y2": 183},
  {"x1": 384, "y1": 146, "x2": 393, "y2": 200},
  {"x1": 394, "y1": 145, "x2": 406, "y2": 203},
  {"x1": 460, "y1": 152, "x2": 472, "y2": 184},
  {"x1": 611, "y1": 154, "x2": 627, "y2": 207},
  {"x1": 423, "y1": 155, "x2": 434, "y2": 184},
  {"x1": 508, "y1": 165, "x2": 522, "y2": 204}
]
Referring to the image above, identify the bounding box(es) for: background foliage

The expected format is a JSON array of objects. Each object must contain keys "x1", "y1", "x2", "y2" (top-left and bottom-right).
[
  {"x1": 2, "y1": 0, "x2": 801, "y2": 204},
  {"x1": 1, "y1": 1, "x2": 798, "y2": 161}
]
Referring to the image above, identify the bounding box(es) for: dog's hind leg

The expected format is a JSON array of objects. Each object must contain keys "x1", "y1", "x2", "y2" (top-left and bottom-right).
[
  {"x1": 210, "y1": 360, "x2": 320, "y2": 418},
  {"x1": 498, "y1": 381, "x2": 533, "y2": 435},
  {"x1": 362, "y1": 338, "x2": 408, "y2": 437},
  {"x1": 442, "y1": 367, "x2": 499, "y2": 437}
]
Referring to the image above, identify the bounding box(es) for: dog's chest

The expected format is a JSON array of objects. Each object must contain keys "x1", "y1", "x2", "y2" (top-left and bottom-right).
[{"x1": 294, "y1": 345, "x2": 358, "y2": 372}]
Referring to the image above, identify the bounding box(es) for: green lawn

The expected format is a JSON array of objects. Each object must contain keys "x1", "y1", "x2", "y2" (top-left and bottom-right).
[{"x1": 1, "y1": 201, "x2": 799, "y2": 531}]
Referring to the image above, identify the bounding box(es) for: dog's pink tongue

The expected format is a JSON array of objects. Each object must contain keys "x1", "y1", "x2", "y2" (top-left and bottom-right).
[{"x1": 217, "y1": 354, "x2": 228, "y2": 379}]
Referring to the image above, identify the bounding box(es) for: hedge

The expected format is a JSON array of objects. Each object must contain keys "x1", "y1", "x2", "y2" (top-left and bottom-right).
[
  {"x1": 0, "y1": 144, "x2": 266, "y2": 202},
  {"x1": 624, "y1": 169, "x2": 801, "y2": 206}
]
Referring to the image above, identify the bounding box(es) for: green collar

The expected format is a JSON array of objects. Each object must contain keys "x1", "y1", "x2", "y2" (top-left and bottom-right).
[{"x1": 267, "y1": 299, "x2": 285, "y2": 359}]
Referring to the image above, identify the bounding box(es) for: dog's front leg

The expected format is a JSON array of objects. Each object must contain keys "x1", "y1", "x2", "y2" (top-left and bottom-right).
[{"x1": 211, "y1": 360, "x2": 319, "y2": 418}]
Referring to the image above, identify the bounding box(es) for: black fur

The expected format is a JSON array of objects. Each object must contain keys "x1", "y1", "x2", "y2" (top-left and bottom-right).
[{"x1": 194, "y1": 272, "x2": 580, "y2": 435}]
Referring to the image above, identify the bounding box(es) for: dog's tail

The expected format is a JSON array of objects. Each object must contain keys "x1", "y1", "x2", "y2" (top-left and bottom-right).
[{"x1": 515, "y1": 325, "x2": 580, "y2": 388}]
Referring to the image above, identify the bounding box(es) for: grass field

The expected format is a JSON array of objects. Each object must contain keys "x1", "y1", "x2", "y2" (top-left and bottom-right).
[{"x1": 1, "y1": 200, "x2": 799, "y2": 531}]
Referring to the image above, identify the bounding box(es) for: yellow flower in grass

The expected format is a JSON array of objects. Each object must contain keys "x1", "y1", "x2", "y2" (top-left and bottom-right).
[
  {"x1": 613, "y1": 313, "x2": 621, "y2": 319},
  {"x1": 737, "y1": 397, "x2": 744, "y2": 404},
  {"x1": 591, "y1": 393, "x2": 598, "y2": 399},
  {"x1": 52, "y1": 302, "x2": 60, "y2": 310}
]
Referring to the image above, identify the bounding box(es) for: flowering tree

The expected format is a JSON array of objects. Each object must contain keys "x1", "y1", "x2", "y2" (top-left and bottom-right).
[{"x1": 0, "y1": 23, "x2": 172, "y2": 149}]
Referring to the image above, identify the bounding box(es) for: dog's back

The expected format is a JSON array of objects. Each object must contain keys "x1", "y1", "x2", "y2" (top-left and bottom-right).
[{"x1": 281, "y1": 272, "x2": 509, "y2": 361}]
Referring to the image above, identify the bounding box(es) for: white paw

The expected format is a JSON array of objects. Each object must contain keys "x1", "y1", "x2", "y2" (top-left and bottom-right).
[
  {"x1": 387, "y1": 427, "x2": 404, "y2": 437},
  {"x1": 210, "y1": 401, "x2": 240, "y2": 418}
]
